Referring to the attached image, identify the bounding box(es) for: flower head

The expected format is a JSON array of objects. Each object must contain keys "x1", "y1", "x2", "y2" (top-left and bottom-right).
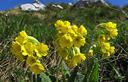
[
  {"x1": 11, "y1": 31, "x2": 49, "y2": 74},
  {"x1": 73, "y1": 35, "x2": 86, "y2": 48},
  {"x1": 55, "y1": 20, "x2": 87, "y2": 68},
  {"x1": 78, "y1": 25, "x2": 87, "y2": 36},
  {"x1": 15, "y1": 31, "x2": 28, "y2": 44},
  {"x1": 35, "y1": 43, "x2": 49, "y2": 58},
  {"x1": 29, "y1": 62, "x2": 45, "y2": 74},
  {"x1": 59, "y1": 34, "x2": 73, "y2": 48},
  {"x1": 67, "y1": 53, "x2": 86, "y2": 68}
]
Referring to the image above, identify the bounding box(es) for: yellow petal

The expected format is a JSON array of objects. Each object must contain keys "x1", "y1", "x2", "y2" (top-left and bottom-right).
[
  {"x1": 15, "y1": 31, "x2": 28, "y2": 44},
  {"x1": 26, "y1": 56, "x2": 37, "y2": 65},
  {"x1": 78, "y1": 25, "x2": 87, "y2": 36},
  {"x1": 35, "y1": 43, "x2": 49, "y2": 57},
  {"x1": 29, "y1": 63, "x2": 45, "y2": 74}
]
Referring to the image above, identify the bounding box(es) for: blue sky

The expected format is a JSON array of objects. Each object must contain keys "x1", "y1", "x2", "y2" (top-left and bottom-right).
[{"x1": 0, "y1": 0, "x2": 128, "y2": 11}]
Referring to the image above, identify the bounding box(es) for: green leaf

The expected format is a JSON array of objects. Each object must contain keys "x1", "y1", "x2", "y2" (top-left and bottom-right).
[
  {"x1": 39, "y1": 73, "x2": 52, "y2": 82},
  {"x1": 89, "y1": 58, "x2": 99, "y2": 82},
  {"x1": 84, "y1": 57, "x2": 99, "y2": 82},
  {"x1": 74, "y1": 72, "x2": 85, "y2": 82}
]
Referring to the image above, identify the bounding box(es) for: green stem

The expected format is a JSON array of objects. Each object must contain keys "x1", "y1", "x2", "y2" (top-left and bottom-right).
[
  {"x1": 32, "y1": 74, "x2": 37, "y2": 82},
  {"x1": 35, "y1": 74, "x2": 37, "y2": 82},
  {"x1": 56, "y1": 79, "x2": 58, "y2": 82}
]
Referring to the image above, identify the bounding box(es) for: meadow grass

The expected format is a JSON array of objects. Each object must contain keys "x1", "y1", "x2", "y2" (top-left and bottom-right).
[{"x1": 0, "y1": 4, "x2": 128, "y2": 82}]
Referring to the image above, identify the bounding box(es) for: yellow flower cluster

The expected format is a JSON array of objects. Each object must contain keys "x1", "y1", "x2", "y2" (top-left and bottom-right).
[
  {"x1": 104, "y1": 22, "x2": 118, "y2": 39},
  {"x1": 55, "y1": 20, "x2": 87, "y2": 68},
  {"x1": 55, "y1": 20, "x2": 87, "y2": 48},
  {"x1": 11, "y1": 31, "x2": 49, "y2": 74},
  {"x1": 97, "y1": 22, "x2": 118, "y2": 58},
  {"x1": 66, "y1": 47, "x2": 86, "y2": 68},
  {"x1": 101, "y1": 42, "x2": 115, "y2": 57}
]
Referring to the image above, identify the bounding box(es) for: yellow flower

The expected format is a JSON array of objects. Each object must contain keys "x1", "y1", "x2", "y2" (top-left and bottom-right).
[
  {"x1": 101, "y1": 42, "x2": 111, "y2": 53},
  {"x1": 102, "y1": 52, "x2": 111, "y2": 58},
  {"x1": 98, "y1": 35, "x2": 110, "y2": 42},
  {"x1": 11, "y1": 31, "x2": 49, "y2": 74},
  {"x1": 58, "y1": 48, "x2": 68, "y2": 60},
  {"x1": 109, "y1": 29, "x2": 118, "y2": 38},
  {"x1": 24, "y1": 42, "x2": 35, "y2": 56},
  {"x1": 67, "y1": 28, "x2": 76, "y2": 37},
  {"x1": 63, "y1": 21, "x2": 71, "y2": 28},
  {"x1": 104, "y1": 22, "x2": 118, "y2": 38},
  {"x1": 11, "y1": 41, "x2": 28, "y2": 60},
  {"x1": 55, "y1": 20, "x2": 71, "y2": 33},
  {"x1": 105, "y1": 22, "x2": 117, "y2": 30},
  {"x1": 72, "y1": 25, "x2": 78, "y2": 33},
  {"x1": 54, "y1": 20, "x2": 87, "y2": 68},
  {"x1": 11, "y1": 42, "x2": 24, "y2": 61},
  {"x1": 29, "y1": 62, "x2": 45, "y2": 74},
  {"x1": 109, "y1": 46, "x2": 115, "y2": 54},
  {"x1": 59, "y1": 34, "x2": 73, "y2": 48},
  {"x1": 55, "y1": 20, "x2": 64, "y2": 30},
  {"x1": 15, "y1": 31, "x2": 28, "y2": 44},
  {"x1": 101, "y1": 42, "x2": 115, "y2": 58},
  {"x1": 11, "y1": 41, "x2": 22, "y2": 55},
  {"x1": 76, "y1": 53, "x2": 86, "y2": 61},
  {"x1": 73, "y1": 35, "x2": 86, "y2": 47},
  {"x1": 88, "y1": 49, "x2": 93, "y2": 57},
  {"x1": 78, "y1": 25, "x2": 87, "y2": 36},
  {"x1": 26, "y1": 56, "x2": 37, "y2": 65},
  {"x1": 21, "y1": 45, "x2": 28, "y2": 56},
  {"x1": 35, "y1": 43, "x2": 49, "y2": 58},
  {"x1": 67, "y1": 60, "x2": 77, "y2": 68},
  {"x1": 67, "y1": 53, "x2": 86, "y2": 68}
]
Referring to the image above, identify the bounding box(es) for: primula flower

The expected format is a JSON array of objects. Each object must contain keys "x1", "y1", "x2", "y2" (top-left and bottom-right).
[
  {"x1": 63, "y1": 21, "x2": 71, "y2": 28},
  {"x1": 11, "y1": 41, "x2": 28, "y2": 61},
  {"x1": 58, "y1": 48, "x2": 69, "y2": 60},
  {"x1": 55, "y1": 20, "x2": 71, "y2": 33},
  {"x1": 55, "y1": 20, "x2": 87, "y2": 68},
  {"x1": 109, "y1": 46, "x2": 115, "y2": 54},
  {"x1": 55, "y1": 20, "x2": 64, "y2": 30},
  {"x1": 76, "y1": 53, "x2": 86, "y2": 61},
  {"x1": 67, "y1": 28, "x2": 76, "y2": 37},
  {"x1": 67, "y1": 53, "x2": 86, "y2": 68},
  {"x1": 104, "y1": 22, "x2": 118, "y2": 38},
  {"x1": 35, "y1": 43, "x2": 49, "y2": 58},
  {"x1": 78, "y1": 25, "x2": 87, "y2": 36},
  {"x1": 59, "y1": 34, "x2": 73, "y2": 48},
  {"x1": 24, "y1": 42, "x2": 35, "y2": 56},
  {"x1": 15, "y1": 31, "x2": 28, "y2": 44},
  {"x1": 67, "y1": 60, "x2": 77, "y2": 68},
  {"x1": 26, "y1": 56, "x2": 37, "y2": 65},
  {"x1": 109, "y1": 29, "x2": 118, "y2": 38},
  {"x1": 11, "y1": 41, "x2": 22, "y2": 55},
  {"x1": 101, "y1": 42, "x2": 115, "y2": 58},
  {"x1": 11, "y1": 42, "x2": 24, "y2": 61},
  {"x1": 105, "y1": 22, "x2": 117, "y2": 30},
  {"x1": 11, "y1": 31, "x2": 49, "y2": 74},
  {"x1": 101, "y1": 42, "x2": 111, "y2": 53},
  {"x1": 29, "y1": 62, "x2": 45, "y2": 74},
  {"x1": 72, "y1": 25, "x2": 78, "y2": 33},
  {"x1": 98, "y1": 35, "x2": 110, "y2": 42},
  {"x1": 73, "y1": 35, "x2": 86, "y2": 48},
  {"x1": 102, "y1": 52, "x2": 111, "y2": 57}
]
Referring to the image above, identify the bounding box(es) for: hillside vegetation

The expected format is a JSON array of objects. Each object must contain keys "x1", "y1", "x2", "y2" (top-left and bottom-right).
[{"x1": 0, "y1": 3, "x2": 128, "y2": 82}]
